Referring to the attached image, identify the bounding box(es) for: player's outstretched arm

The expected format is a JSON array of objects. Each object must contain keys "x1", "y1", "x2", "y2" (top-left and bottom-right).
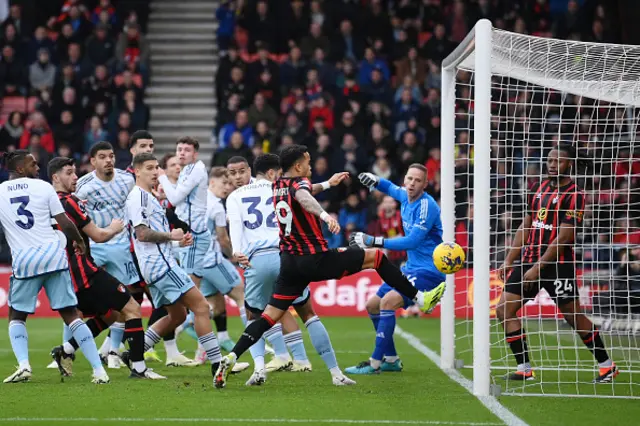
[
  {"x1": 55, "y1": 213, "x2": 87, "y2": 255},
  {"x1": 158, "y1": 163, "x2": 205, "y2": 206},
  {"x1": 82, "y1": 219, "x2": 125, "y2": 243},
  {"x1": 294, "y1": 189, "x2": 340, "y2": 234},
  {"x1": 135, "y1": 224, "x2": 183, "y2": 243},
  {"x1": 358, "y1": 173, "x2": 407, "y2": 203},
  {"x1": 312, "y1": 171, "x2": 349, "y2": 195}
]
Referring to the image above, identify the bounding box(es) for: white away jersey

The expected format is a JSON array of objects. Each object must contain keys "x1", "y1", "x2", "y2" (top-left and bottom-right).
[
  {"x1": 126, "y1": 186, "x2": 177, "y2": 284},
  {"x1": 226, "y1": 178, "x2": 279, "y2": 259},
  {"x1": 75, "y1": 169, "x2": 135, "y2": 245},
  {"x1": 158, "y1": 160, "x2": 209, "y2": 234},
  {"x1": 0, "y1": 178, "x2": 68, "y2": 278},
  {"x1": 202, "y1": 192, "x2": 227, "y2": 267}
]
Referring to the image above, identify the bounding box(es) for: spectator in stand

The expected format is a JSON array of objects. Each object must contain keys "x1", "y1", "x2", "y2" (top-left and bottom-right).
[
  {"x1": 214, "y1": 131, "x2": 252, "y2": 167},
  {"x1": 53, "y1": 63, "x2": 82, "y2": 103},
  {"x1": 359, "y1": 47, "x2": 390, "y2": 85},
  {"x1": 84, "y1": 64, "x2": 114, "y2": 109},
  {"x1": 2, "y1": 24, "x2": 22, "y2": 60},
  {"x1": 395, "y1": 47, "x2": 428, "y2": 88},
  {"x1": 115, "y1": 23, "x2": 149, "y2": 75},
  {"x1": 0, "y1": 111, "x2": 23, "y2": 152},
  {"x1": 66, "y1": 42, "x2": 91, "y2": 81},
  {"x1": 309, "y1": 47, "x2": 335, "y2": 88},
  {"x1": 110, "y1": 110, "x2": 132, "y2": 141},
  {"x1": 29, "y1": 48, "x2": 56, "y2": 94},
  {"x1": 368, "y1": 195, "x2": 406, "y2": 267},
  {"x1": 60, "y1": 4, "x2": 93, "y2": 41},
  {"x1": 338, "y1": 192, "x2": 368, "y2": 244},
  {"x1": 54, "y1": 87, "x2": 84, "y2": 126},
  {"x1": 92, "y1": 0, "x2": 117, "y2": 27},
  {"x1": 247, "y1": 92, "x2": 277, "y2": 129},
  {"x1": 86, "y1": 23, "x2": 115, "y2": 67},
  {"x1": 54, "y1": 109, "x2": 83, "y2": 154},
  {"x1": 363, "y1": 67, "x2": 392, "y2": 107},
  {"x1": 308, "y1": 96, "x2": 334, "y2": 132},
  {"x1": 218, "y1": 110, "x2": 254, "y2": 149},
  {"x1": 0, "y1": 45, "x2": 26, "y2": 96},
  {"x1": 84, "y1": 115, "x2": 109, "y2": 154},
  {"x1": 118, "y1": 89, "x2": 147, "y2": 130},
  {"x1": 331, "y1": 19, "x2": 363, "y2": 62},
  {"x1": 332, "y1": 133, "x2": 368, "y2": 176},
  {"x1": 27, "y1": 133, "x2": 51, "y2": 180},
  {"x1": 240, "y1": 1, "x2": 276, "y2": 54},
  {"x1": 3, "y1": 4, "x2": 30, "y2": 39},
  {"x1": 280, "y1": 112, "x2": 306, "y2": 145},
  {"x1": 393, "y1": 88, "x2": 421, "y2": 138},
  {"x1": 371, "y1": 156, "x2": 395, "y2": 182},
  {"x1": 300, "y1": 22, "x2": 330, "y2": 60},
  {"x1": 56, "y1": 23, "x2": 76, "y2": 63},
  {"x1": 249, "y1": 43, "x2": 279, "y2": 85},
  {"x1": 311, "y1": 155, "x2": 332, "y2": 204},
  {"x1": 216, "y1": 1, "x2": 236, "y2": 52},
  {"x1": 420, "y1": 23, "x2": 454, "y2": 63},
  {"x1": 27, "y1": 26, "x2": 56, "y2": 65},
  {"x1": 216, "y1": 44, "x2": 246, "y2": 106},
  {"x1": 115, "y1": 129, "x2": 132, "y2": 169},
  {"x1": 280, "y1": 45, "x2": 307, "y2": 90},
  {"x1": 220, "y1": 66, "x2": 250, "y2": 110},
  {"x1": 19, "y1": 112, "x2": 55, "y2": 153},
  {"x1": 397, "y1": 131, "x2": 426, "y2": 174}
]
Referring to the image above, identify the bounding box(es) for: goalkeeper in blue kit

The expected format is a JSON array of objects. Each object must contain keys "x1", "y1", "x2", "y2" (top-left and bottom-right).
[{"x1": 346, "y1": 164, "x2": 446, "y2": 375}]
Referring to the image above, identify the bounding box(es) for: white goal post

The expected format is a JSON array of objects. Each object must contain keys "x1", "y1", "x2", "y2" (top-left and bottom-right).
[{"x1": 441, "y1": 19, "x2": 640, "y2": 398}]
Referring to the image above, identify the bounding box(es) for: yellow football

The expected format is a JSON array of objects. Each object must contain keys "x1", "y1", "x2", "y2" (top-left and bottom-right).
[{"x1": 433, "y1": 242, "x2": 466, "y2": 274}]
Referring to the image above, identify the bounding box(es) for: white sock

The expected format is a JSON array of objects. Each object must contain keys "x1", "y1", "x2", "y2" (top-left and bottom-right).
[
  {"x1": 132, "y1": 361, "x2": 146, "y2": 373},
  {"x1": 239, "y1": 306, "x2": 247, "y2": 326},
  {"x1": 218, "y1": 331, "x2": 230, "y2": 341},
  {"x1": 329, "y1": 366, "x2": 341, "y2": 377},
  {"x1": 63, "y1": 341, "x2": 75, "y2": 355},
  {"x1": 385, "y1": 355, "x2": 398, "y2": 363},
  {"x1": 19, "y1": 360, "x2": 31, "y2": 370},
  {"x1": 413, "y1": 291, "x2": 425, "y2": 307},
  {"x1": 517, "y1": 363, "x2": 532, "y2": 372},
  {"x1": 254, "y1": 356, "x2": 265, "y2": 371},
  {"x1": 93, "y1": 366, "x2": 107, "y2": 376},
  {"x1": 99, "y1": 336, "x2": 110, "y2": 356},
  {"x1": 198, "y1": 332, "x2": 222, "y2": 363},
  {"x1": 163, "y1": 339, "x2": 181, "y2": 358},
  {"x1": 369, "y1": 358, "x2": 381, "y2": 369},
  {"x1": 599, "y1": 359, "x2": 613, "y2": 369}
]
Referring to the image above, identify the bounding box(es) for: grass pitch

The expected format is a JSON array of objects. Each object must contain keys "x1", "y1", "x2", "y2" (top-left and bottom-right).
[{"x1": 0, "y1": 317, "x2": 638, "y2": 425}]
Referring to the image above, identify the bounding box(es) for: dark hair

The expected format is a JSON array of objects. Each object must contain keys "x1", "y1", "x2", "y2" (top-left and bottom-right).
[
  {"x1": 160, "y1": 153, "x2": 176, "y2": 170},
  {"x1": 253, "y1": 154, "x2": 281, "y2": 176},
  {"x1": 132, "y1": 152, "x2": 157, "y2": 168},
  {"x1": 1, "y1": 150, "x2": 29, "y2": 172},
  {"x1": 89, "y1": 141, "x2": 113, "y2": 158},
  {"x1": 129, "y1": 130, "x2": 153, "y2": 149},
  {"x1": 209, "y1": 166, "x2": 228, "y2": 179},
  {"x1": 227, "y1": 156, "x2": 249, "y2": 167},
  {"x1": 279, "y1": 144, "x2": 308, "y2": 172},
  {"x1": 408, "y1": 163, "x2": 428, "y2": 176},
  {"x1": 176, "y1": 136, "x2": 199, "y2": 151},
  {"x1": 47, "y1": 157, "x2": 75, "y2": 180},
  {"x1": 554, "y1": 141, "x2": 592, "y2": 174}
]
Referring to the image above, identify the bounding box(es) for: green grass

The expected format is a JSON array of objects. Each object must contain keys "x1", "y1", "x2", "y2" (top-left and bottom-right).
[{"x1": 0, "y1": 317, "x2": 638, "y2": 426}]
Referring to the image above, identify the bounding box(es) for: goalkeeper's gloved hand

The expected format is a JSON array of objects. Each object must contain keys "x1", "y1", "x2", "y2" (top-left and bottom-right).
[
  {"x1": 358, "y1": 173, "x2": 379, "y2": 190},
  {"x1": 349, "y1": 232, "x2": 384, "y2": 249}
]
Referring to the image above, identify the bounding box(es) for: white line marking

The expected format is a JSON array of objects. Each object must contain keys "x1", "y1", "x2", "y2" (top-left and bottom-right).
[
  {"x1": 395, "y1": 326, "x2": 529, "y2": 426},
  {"x1": 0, "y1": 418, "x2": 503, "y2": 425}
]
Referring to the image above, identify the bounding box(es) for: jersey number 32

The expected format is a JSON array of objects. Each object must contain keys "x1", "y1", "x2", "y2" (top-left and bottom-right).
[{"x1": 242, "y1": 197, "x2": 277, "y2": 230}]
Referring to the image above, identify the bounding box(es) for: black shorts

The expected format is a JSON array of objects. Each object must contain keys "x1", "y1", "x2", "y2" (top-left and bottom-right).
[
  {"x1": 504, "y1": 262, "x2": 577, "y2": 306},
  {"x1": 76, "y1": 269, "x2": 132, "y2": 317},
  {"x1": 269, "y1": 247, "x2": 365, "y2": 311}
]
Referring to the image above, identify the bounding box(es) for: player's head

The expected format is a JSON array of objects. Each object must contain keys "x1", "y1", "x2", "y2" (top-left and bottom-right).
[
  {"x1": 404, "y1": 163, "x2": 428, "y2": 199},
  {"x1": 48, "y1": 157, "x2": 77, "y2": 192},
  {"x1": 176, "y1": 136, "x2": 199, "y2": 166},
  {"x1": 227, "y1": 156, "x2": 251, "y2": 188},
  {"x1": 160, "y1": 153, "x2": 181, "y2": 182},
  {"x1": 280, "y1": 144, "x2": 311, "y2": 178},
  {"x1": 132, "y1": 152, "x2": 158, "y2": 188},
  {"x1": 547, "y1": 142, "x2": 590, "y2": 179},
  {"x1": 90, "y1": 141, "x2": 115, "y2": 177},
  {"x1": 209, "y1": 167, "x2": 230, "y2": 199},
  {"x1": 2, "y1": 150, "x2": 38, "y2": 178},
  {"x1": 253, "y1": 154, "x2": 281, "y2": 182},
  {"x1": 129, "y1": 130, "x2": 154, "y2": 156}
]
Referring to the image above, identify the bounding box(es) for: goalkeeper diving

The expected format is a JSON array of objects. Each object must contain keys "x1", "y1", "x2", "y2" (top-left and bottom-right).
[{"x1": 346, "y1": 164, "x2": 446, "y2": 374}]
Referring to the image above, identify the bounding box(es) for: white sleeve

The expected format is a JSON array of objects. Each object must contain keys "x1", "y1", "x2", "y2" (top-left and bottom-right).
[
  {"x1": 213, "y1": 203, "x2": 227, "y2": 228},
  {"x1": 226, "y1": 194, "x2": 243, "y2": 254},
  {"x1": 128, "y1": 190, "x2": 149, "y2": 228},
  {"x1": 74, "y1": 176, "x2": 90, "y2": 200},
  {"x1": 46, "y1": 183, "x2": 65, "y2": 216},
  {"x1": 159, "y1": 162, "x2": 206, "y2": 206}
]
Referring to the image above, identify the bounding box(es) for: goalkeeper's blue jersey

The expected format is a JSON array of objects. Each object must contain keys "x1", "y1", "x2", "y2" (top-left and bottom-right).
[{"x1": 376, "y1": 178, "x2": 444, "y2": 277}]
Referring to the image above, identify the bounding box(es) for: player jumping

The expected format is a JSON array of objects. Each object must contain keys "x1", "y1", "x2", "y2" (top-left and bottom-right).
[
  {"x1": 0, "y1": 151, "x2": 108, "y2": 384},
  {"x1": 345, "y1": 164, "x2": 446, "y2": 374},
  {"x1": 47, "y1": 157, "x2": 164, "y2": 379},
  {"x1": 127, "y1": 152, "x2": 224, "y2": 385},
  {"x1": 214, "y1": 145, "x2": 444, "y2": 388},
  {"x1": 497, "y1": 142, "x2": 617, "y2": 383}
]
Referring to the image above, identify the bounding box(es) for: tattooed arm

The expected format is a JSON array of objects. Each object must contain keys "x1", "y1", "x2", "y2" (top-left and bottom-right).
[{"x1": 135, "y1": 224, "x2": 184, "y2": 243}]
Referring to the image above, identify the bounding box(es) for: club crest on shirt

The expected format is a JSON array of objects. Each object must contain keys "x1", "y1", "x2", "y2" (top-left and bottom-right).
[
  {"x1": 337, "y1": 247, "x2": 348, "y2": 252},
  {"x1": 537, "y1": 208, "x2": 548, "y2": 221},
  {"x1": 117, "y1": 284, "x2": 126, "y2": 293}
]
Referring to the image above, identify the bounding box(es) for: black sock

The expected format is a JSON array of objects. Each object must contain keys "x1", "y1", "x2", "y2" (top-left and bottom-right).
[
  {"x1": 124, "y1": 318, "x2": 145, "y2": 365},
  {"x1": 132, "y1": 291, "x2": 145, "y2": 305},
  {"x1": 148, "y1": 307, "x2": 167, "y2": 327},
  {"x1": 232, "y1": 315, "x2": 272, "y2": 359},
  {"x1": 505, "y1": 329, "x2": 530, "y2": 365},
  {"x1": 581, "y1": 329, "x2": 610, "y2": 364},
  {"x1": 374, "y1": 252, "x2": 418, "y2": 299},
  {"x1": 213, "y1": 312, "x2": 228, "y2": 333},
  {"x1": 163, "y1": 330, "x2": 175, "y2": 341}
]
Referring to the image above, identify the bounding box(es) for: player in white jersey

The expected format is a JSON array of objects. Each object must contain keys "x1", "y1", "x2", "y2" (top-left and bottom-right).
[
  {"x1": 74, "y1": 141, "x2": 138, "y2": 369},
  {"x1": 0, "y1": 151, "x2": 109, "y2": 384},
  {"x1": 158, "y1": 137, "x2": 210, "y2": 289},
  {"x1": 127, "y1": 153, "x2": 224, "y2": 384}
]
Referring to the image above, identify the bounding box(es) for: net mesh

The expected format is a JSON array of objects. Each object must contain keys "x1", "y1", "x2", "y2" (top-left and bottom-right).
[{"x1": 450, "y1": 28, "x2": 640, "y2": 398}]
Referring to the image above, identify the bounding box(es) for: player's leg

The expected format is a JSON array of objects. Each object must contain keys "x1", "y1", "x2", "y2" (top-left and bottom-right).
[
  {"x1": 203, "y1": 261, "x2": 243, "y2": 351},
  {"x1": 5, "y1": 304, "x2": 31, "y2": 383},
  {"x1": 280, "y1": 309, "x2": 309, "y2": 371},
  {"x1": 294, "y1": 295, "x2": 355, "y2": 385},
  {"x1": 495, "y1": 265, "x2": 531, "y2": 380},
  {"x1": 557, "y1": 296, "x2": 618, "y2": 383},
  {"x1": 366, "y1": 294, "x2": 382, "y2": 331}
]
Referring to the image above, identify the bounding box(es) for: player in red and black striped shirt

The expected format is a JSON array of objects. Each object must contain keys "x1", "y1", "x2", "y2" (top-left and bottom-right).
[
  {"x1": 47, "y1": 157, "x2": 161, "y2": 379},
  {"x1": 497, "y1": 143, "x2": 617, "y2": 383},
  {"x1": 214, "y1": 144, "x2": 446, "y2": 388}
]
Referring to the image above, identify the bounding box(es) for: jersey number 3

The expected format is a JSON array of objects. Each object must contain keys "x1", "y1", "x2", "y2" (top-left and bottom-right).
[
  {"x1": 242, "y1": 197, "x2": 277, "y2": 230},
  {"x1": 10, "y1": 196, "x2": 34, "y2": 230}
]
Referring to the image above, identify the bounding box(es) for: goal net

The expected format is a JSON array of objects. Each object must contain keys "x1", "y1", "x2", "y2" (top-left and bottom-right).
[{"x1": 440, "y1": 20, "x2": 640, "y2": 398}]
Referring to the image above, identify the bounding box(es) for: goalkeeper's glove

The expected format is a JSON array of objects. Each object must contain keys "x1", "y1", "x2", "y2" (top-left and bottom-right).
[
  {"x1": 358, "y1": 172, "x2": 379, "y2": 190},
  {"x1": 349, "y1": 232, "x2": 384, "y2": 249}
]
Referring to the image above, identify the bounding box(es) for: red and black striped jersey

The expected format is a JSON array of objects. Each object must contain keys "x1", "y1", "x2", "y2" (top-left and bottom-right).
[
  {"x1": 522, "y1": 179, "x2": 585, "y2": 265},
  {"x1": 56, "y1": 192, "x2": 99, "y2": 291},
  {"x1": 272, "y1": 177, "x2": 328, "y2": 255}
]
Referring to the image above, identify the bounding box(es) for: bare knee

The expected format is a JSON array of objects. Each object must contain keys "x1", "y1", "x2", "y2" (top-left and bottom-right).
[
  {"x1": 120, "y1": 298, "x2": 141, "y2": 321},
  {"x1": 293, "y1": 300, "x2": 316, "y2": 323},
  {"x1": 228, "y1": 286, "x2": 244, "y2": 305},
  {"x1": 366, "y1": 296, "x2": 381, "y2": 315},
  {"x1": 380, "y1": 292, "x2": 404, "y2": 311},
  {"x1": 361, "y1": 249, "x2": 382, "y2": 270}
]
